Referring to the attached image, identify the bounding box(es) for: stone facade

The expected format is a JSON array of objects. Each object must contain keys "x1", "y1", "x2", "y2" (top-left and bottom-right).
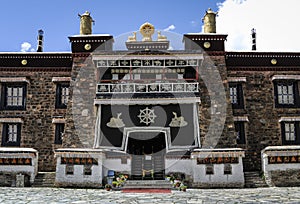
[
  {"x1": 228, "y1": 56, "x2": 300, "y2": 171},
  {"x1": 1, "y1": 10, "x2": 300, "y2": 188},
  {"x1": 199, "y1": 54, "x2": 236, "y2": 149},
  {"x1": 0, "y1": 54, "x2": 71, "y2": 171},
  {"x1": 64, "y1": 54, "x2": 96, "y2": 149},
  {"x1": 268, "y1": 169, "x2": 300, "y2": 187}
]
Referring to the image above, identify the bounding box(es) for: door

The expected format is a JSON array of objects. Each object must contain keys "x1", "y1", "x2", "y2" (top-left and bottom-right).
[{"x1": 127, "y1": 132, "x2": 166, "y2": 180}]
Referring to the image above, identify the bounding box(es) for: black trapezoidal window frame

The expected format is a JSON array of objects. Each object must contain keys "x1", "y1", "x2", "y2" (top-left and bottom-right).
[
  {"x1": 55, "y1": 83, "x2": 70, "y2": 109},
  {"x1": 54, "y1": 123, "x2": 64, "y2": 145},
  {"x1": 229, "y1": 83, "x2": 244, "y2": 109},
  {"x1": 1, "y1": 123, "x2": 21, "y2": 147},
  {"x1": 274, "y1": 80, "x2": 300, "y2": 108},
  {"x1": 234, "y1": 121, "x2": 246, "y2": 145},
  {"x1": 0, "y1": 83, "x2": 27, "y2": 110},
  {"x1": 281, "y1": 121, "x2": 300, "y2": 145}
]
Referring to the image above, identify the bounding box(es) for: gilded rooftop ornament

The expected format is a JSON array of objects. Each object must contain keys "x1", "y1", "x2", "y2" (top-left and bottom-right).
[
  {"x1": 78, "y1": 11, "x2": 94, "y2": 35},
  {"x1": 140, "y1": 22, "x2": 155, "y2": 42},
  {"x1": 127, "y1": 32, "x2": 137, "y2": 42},
  {"x1": 202, "y1": 8, "x2": 217, "y2": 33},
  {"x1": 157, "y1": 31, "x2": 167, "y2": 41}
]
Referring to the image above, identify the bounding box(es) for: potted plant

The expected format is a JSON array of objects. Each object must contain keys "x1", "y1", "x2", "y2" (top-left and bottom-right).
[
  {"x1": 180, "y1": 185, "x2": 187, "y2": 192},
  {"x1": 104, "y1": 184, "x2": 112, "y2": 191}
]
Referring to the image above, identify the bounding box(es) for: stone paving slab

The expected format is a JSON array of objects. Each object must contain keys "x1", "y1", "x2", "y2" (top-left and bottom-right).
[{"x1": 0, "y1": 187, "x2": 300, "y2": 203}]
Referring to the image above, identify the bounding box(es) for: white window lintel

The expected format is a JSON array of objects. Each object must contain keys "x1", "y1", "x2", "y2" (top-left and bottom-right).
[
  {"x1": 228, "y1": 77, "x2": 246, "y2": 82},
  {"x1": 233, "y1": 116, "x2": 249, "y2": 122},
  {"x1": 279, "y1": 117, "x2": 300, "y2": 122},
  {"x1": 52, "y1": 77, "x2": 71, "y2": 82},
  {"x1": 0, "y1": 118, "x2": 23, "y2": 123},
  {"x1": 272, "y1": 75, "x2": 300, "y2": 81},
  {"x1": 0, "y1": 77, "x2": 29, "y2": 83},
  {"x1": 52, "y1": 118, "x2": 66, "y2": 124}
]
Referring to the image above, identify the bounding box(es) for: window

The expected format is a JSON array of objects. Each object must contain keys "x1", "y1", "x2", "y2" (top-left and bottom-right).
[
  {"x1": 1, "y1": 83, "x2": 26, "y2": 110},
  {"x1": 56, "y1": 84, "x2": 69, "y2": 109},
  {"x1": 224, "y1": 164, "x2": 232, "y2": 175},
  {"x1": 234, "y1": 121, "x2": 246, "y2": 144},
  {"x1": 65, "y1": 164, "x2": 74, "y2": 175},
  {"x1": 156, "y1": 74, "x2": 162, "y2": 80},
  {"x1": 281, "y1": 122, "x2": 300, "y2": 145},
  {"x1": 229, "y1": 83, "x2": 244, "y2": 109},
  {"x1": 112, "y1": 74, "x2": 118, "y2": 80},
  {"x1": 83, "y1": 165, "x2": 92, "y2": 175},
  {"x1": 274, "y1": 81, "x2": 299, "y2": 108},
  {"x1": 1, "y1": 123, "x2": 21, "y2": 147},
  {"x1": 205, "y1": 164, "x2": 214, "y2": 175},
  {"x1": 133, "y1": 74, "x2": 140, "y2": 80},
  {"x1": 55, "y1": 123, "x2": 64, "y2": 145}
]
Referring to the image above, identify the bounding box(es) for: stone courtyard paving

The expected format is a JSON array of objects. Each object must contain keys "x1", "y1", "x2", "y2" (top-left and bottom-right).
[{"x1": 0, "y1": 187, "x2": 300, "y2": 204}]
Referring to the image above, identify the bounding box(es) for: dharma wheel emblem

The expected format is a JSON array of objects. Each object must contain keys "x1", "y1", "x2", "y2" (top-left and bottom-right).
[{"x1": 138, "y1": 107, "x2": 157, "y2": 125}]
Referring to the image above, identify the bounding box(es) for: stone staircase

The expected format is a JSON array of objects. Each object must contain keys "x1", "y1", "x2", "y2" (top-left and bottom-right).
[
  {"x1": 153, "y1": 154, "x2": 164, "y2": 179},
  {"x1": 244, "y1": 171, "x2": 268, "y2": 188},
  {"x1": 122, "y1": 180, "x2": 172, "y2": 190},
  {"x1": 131, "y1": 154, "x2": 165, "y2": 180},
  {"x1": 131, "y1": 155, "x2": 143, "y2": 180},
  {"x1": 32, "y1": 172, "x2": 56, "y2": 187}
]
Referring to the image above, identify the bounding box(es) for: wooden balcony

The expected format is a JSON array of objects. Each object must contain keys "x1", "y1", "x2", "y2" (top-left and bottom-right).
[{"x1": 96, "y1": 82, "x2": 199, "y2": 94}]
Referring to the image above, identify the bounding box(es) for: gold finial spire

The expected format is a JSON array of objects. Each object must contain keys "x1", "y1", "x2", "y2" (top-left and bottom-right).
[
  {"x1": 139, "y1": 22, "x2": 155, "y2": 42},
  {"x1": 78, "y1": 11, "x2": 94, "y2": 35},
  {"x1": 202, "y1": 8, "x2": 218, "y2": 33}
]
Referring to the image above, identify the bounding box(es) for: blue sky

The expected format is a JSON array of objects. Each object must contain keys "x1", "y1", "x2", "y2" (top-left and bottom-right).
[
  {"x1": 1, "y1": 0, "x2": 300, "y2": 52},
  {"x1": 0, "y1": 0, "x2": 222, "y2": 52}
]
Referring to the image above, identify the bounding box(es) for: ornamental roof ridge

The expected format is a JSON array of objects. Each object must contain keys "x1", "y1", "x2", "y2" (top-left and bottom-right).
[
  {"x1": 185, "y1": 33, "x2": 228, "y2": 36},
  {"x1": 70, "y1": 34, "x2": 112, "y2": 37},
  {"x1": 226, "y1": 51, "x2": 300, "y2": 58},
  {"x1": 0, "y1": 52, "x2": 71, "y2": 55},
  {"x1": 0, "y1": 52, "x2": 72, "y2": 59}
]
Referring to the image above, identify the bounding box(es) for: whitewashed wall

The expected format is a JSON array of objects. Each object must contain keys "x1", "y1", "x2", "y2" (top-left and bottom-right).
[
  {"x1": 55, "y1": 149, "x2": 104, "y2": 187},
  {"x1": 165, "y1": 159, "x2": 193, "y2": 175},
  {"x1": 192, "y1": 158, "x2": 244, "y2": 184},
  {"x1": 102, "y1": 158, "x2": 131, "y2": 176},
  {"x1": 191, "y1": 148, "x2": 245, "y2": 187},
  {"x1": 0, "y1": 148, "x2": 38, "y2": 184}
]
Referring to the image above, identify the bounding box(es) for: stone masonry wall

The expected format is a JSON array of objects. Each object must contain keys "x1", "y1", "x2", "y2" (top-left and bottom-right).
[
  {"x1": 0, "y1": 71, "x2": 70, "y2": 171},
  {"x1": 228, "y1": 70, "x2": 300, "y2": 171},
  {"x1": 269, "y1": 169, "x2": 300, "y2": 187},
  {"x1": 199, "y1": 54, "x2": 236, "y2": 149},
  {"x1": 64, "y1": 55, "x2": 97, "y2": 148}
]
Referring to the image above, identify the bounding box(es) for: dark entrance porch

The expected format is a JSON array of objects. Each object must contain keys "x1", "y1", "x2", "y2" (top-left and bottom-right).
[{"x1": 127, "y1": 132, "x2": 166, "y2": 180}]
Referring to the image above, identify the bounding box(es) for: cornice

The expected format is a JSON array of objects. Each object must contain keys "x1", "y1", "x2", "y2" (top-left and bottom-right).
[
  {"x1": 0, "y1": 52, "x2": 72, "y2": 58},
  {"x1": 184, "y1": 34, "x2": 228, "y2": 41},
  {"x1": 226, "y1": 51, "x2": 300, "y2": 68}
]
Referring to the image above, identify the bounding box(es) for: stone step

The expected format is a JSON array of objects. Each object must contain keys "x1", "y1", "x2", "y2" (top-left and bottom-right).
[
  {"x1": 123, "y1": 180, "x2": 172, "y2": 189},
  {"x1": 244, "y1": 171, "x2": 268, "y2": 188},
  {"x1": 32, "y1": 172, "x2": 56, "y2": 187}
]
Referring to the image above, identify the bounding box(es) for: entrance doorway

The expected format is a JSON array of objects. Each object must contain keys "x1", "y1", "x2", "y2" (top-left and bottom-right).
[{"x1": 127, "y1": 132, "x2": 166, "y2": 180}]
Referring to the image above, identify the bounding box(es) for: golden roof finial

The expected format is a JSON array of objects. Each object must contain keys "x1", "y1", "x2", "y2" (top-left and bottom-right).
[
  {"x1": 78, "y1": 11, "x2": 94, "y2": 35},
  {"x1": 202, "y1": 8, "x2": 218, "y2": 33},
  {"x1": 139, "y1": 22, "x2": 155, "y2": 42}
]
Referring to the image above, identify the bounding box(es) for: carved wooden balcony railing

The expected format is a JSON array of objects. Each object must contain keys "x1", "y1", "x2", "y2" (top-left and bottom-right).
[{"x1": 96, "y1": 82, "x2": 199, "y2": 94}]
